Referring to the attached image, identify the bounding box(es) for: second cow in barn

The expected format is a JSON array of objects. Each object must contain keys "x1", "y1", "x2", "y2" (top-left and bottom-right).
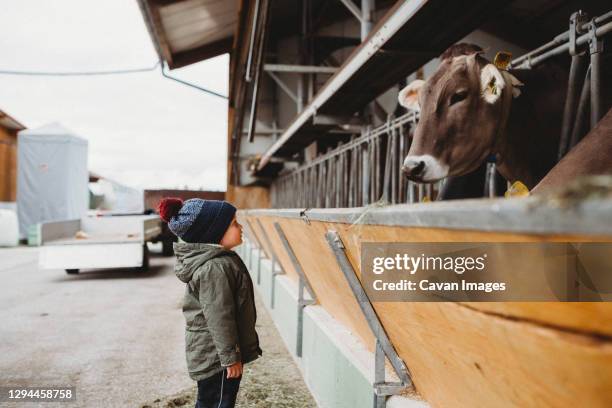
[
  {"x1": 533, "y1": 107, "x2": 612, "y2": 193},
  {"x1": 398, "y1": 43, "x2": 567, "y2": 190}
]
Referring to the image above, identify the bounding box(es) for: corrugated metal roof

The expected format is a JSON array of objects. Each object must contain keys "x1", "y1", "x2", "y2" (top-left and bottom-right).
[{"x1": 138, "y1": 0, "x2": 238, "y2": 69}]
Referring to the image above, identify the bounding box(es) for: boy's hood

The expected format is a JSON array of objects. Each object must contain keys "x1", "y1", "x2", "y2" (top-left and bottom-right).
[{"x1": 173, "y1": 242, "x2": 229, "y2": 283}]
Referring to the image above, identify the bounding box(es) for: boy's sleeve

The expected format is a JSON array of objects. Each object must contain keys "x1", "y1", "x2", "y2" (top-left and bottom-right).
[{"x1": 198, "y1": 262, "x2": 241, "y2": 366}]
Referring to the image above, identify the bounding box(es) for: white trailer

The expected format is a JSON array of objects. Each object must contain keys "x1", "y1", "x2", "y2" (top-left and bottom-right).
[{"x1": 39, "y1": 215, "x2": 162, "y2": 274}]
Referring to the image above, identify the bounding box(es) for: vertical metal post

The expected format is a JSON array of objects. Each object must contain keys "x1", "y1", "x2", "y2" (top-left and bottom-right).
[
  {"x1": 558, "y1": 11, "x2": 588, "y2": 160},
  {"x1": 255, "y1": 218, "x2": 284, "y2": 308},
  {"x1": 274, "y1": 222, "x2": 316, "y2": 357},
  {"x1": 558, "y1": 54, "x2": 586, "y2": 159},
  {"x1": 398, "y1": 126, "x2": 406, "y2": 203},
  {"x1": 361, "y1": 0, "x2": 373, "y2": 41},
  {"x1": 425, "y1": 183, "x2": 432, "y2": 201},
  {"x1": 390, "y1": 129, "x2": 397, "y2": 204},
  {"x1": 245, "y1": 0, "x2": 261, "y2": 82},
  {"x1": 569, "y1": 66, "x2": 591, "y2": 149},
  {"x1": 485, "y1": 162, "x2": 497, "y2": 198},
  {"x1": 362, "y1": 129, "x2": 370, "y2": 205},
  {"x1": 296, "y1": 0, "x2": 309, "y2": 113},
  {"x1": 246, "y1": 0, "x2": 270, "y2": 143},
  {"x1": 374, "y1": 340, "x2": 386, "y2": 408},
  {"x1": 589, "y1": 19, "x2": 603, "y2": 128},
  {"x1": 408, "y1": 181, "x2": 415, "y2": 203},
  {"x1": 245, "y1": 219, "x2": 263, "y2": 284}
]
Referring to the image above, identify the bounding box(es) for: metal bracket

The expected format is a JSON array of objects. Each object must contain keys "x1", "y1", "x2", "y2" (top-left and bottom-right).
[
  {"x1": 588, "y1": 18, "x2": 603, "y2": 127},
  {"x1": 274, "y1": 222, "x2": 316, "y2": 357},
  {"x1": 569, "y1": 11, "x2": 589, "y2": 56},
  {"x1": 338, "y1": 0, "x2": 364, "y2": 24},
  {"x1": 255, "y1": 218, "x2": 285, "y2": 308},
  {"x1": 588, "y1": 18, "x2": 604, "y2": 55},
  {"x1": 299, "y1": 208, "x2": 311, "y2": 225},
  {"x1": 325, "y1": 230, "x2": 411, "y2": 408},
  {"x1": 266, "y1": 71, "x2": 298, "y2": 104}
]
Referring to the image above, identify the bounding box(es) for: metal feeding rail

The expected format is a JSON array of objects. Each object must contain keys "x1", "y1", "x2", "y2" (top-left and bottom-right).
[
  {"x1": 270, "y1": 110, "x2": 442, "y2": 208},
  {"x1": 270, "y1": 9, "x2": 611, "y2": 209}
]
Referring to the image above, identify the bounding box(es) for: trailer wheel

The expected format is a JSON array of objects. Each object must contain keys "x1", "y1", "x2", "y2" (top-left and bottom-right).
[
  {"x1": 66, "y1": 269, "x2": 79, "y2": 274},
  {"x1": 162, "y1": 239, "x2": 174, "y2": 256},
  {"x1": 140, "y1": 244, "x2": 150, "y2": 272}
]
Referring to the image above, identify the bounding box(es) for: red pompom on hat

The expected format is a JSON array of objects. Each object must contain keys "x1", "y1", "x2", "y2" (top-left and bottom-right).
[{"x1": 157, "y1": 197, "x2": 184, "y2": 222}]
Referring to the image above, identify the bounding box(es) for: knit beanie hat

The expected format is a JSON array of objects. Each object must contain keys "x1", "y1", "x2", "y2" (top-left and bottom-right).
[{"x1": 157, "y1": 198, "x2": 237, "y2": 244}]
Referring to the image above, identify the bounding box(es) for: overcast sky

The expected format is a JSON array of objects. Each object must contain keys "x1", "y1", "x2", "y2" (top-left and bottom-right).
[{"x1": 0, "y1": 0, "x2": 229, "y2": 191}]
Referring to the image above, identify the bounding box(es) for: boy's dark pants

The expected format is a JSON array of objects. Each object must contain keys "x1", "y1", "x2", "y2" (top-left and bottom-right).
[{"x1": 195, "y1": 369, "x2": 241, "y2": 408}]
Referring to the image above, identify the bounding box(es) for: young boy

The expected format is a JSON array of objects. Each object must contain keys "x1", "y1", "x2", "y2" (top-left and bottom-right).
[{"x1": 157, "y1": 197, "x2": 262, "y2": 408}]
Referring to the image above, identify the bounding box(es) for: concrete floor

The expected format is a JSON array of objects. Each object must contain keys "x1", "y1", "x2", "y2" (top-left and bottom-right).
[{"x1": 0, "y1": 245, "x2": 313, "y2": 407}]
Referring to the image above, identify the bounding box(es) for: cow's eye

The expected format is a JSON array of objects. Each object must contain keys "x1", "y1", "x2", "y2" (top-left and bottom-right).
[{"x1": 449, "y1": 90, "x2": 468, "y2": 106}]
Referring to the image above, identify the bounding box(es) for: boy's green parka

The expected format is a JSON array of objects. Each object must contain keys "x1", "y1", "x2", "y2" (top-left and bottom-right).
[{"x1": 174, "y1": 242, "x2": 261, "y2": 380}]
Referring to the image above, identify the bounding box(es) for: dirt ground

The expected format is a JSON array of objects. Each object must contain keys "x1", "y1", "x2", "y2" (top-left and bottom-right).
[{"x1": 140, "y1": 288, "x2": 316, "y2": 408}]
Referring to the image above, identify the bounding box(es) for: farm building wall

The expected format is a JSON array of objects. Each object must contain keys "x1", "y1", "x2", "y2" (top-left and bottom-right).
[{"x1": 0, "y1": 126, "x2": 18, "y2": 202}]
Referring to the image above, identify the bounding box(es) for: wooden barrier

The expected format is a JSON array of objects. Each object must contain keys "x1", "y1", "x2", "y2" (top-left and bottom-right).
[{"x1": 241, "y1": 212, "x2": 612, "y2": 407}]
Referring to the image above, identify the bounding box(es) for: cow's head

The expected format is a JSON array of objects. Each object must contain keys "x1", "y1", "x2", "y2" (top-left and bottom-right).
[{"x1": 398, "y1": 44, "x2": 522, "y2": 182}]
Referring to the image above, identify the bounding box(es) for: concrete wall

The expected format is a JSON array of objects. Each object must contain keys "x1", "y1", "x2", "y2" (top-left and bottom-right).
[{"x1": 235, "y1": 238, "x2": 428, "y2": 408}]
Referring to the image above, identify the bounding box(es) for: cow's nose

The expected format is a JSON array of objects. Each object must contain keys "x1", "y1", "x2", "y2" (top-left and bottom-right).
[{"x1": 402, "y1": 160, "x2": 426, "y2": 178}]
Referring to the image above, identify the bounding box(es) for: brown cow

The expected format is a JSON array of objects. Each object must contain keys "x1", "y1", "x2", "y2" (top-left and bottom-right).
[
  {"x1": 399, "y1": 43, "x2": 567, "y2": 189},
  {"x1": 532, "y1": 107, "x2": 612, "y2": 193}
]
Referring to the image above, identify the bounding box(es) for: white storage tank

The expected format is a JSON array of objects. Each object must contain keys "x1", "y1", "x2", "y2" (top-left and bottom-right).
[
  {"x1": 16, "y1": 123, "x2": 88, "y2": 238},
  {"x1": 0, "y1": 208, "x2": 19, "y2": 247}
]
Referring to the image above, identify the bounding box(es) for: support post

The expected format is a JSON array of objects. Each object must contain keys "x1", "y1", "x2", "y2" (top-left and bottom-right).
[
  {"x1": 255, "y1": 218, "x2": 285, "y2": 308},
  {"x1": 246, "y1": 0, "x2": 270, "y2": 143},
  {"x1": 244, "y1": 219, "x2": 263, "y2": 284},
  {"x1": 361, "y1": 0, "x2": 373, "y2": 41},
  {"x1": 274, "y1": 222, "x2": 316, "y2": 357},
  {"x1": 374, "y1": 340, "x2": 386, "y2": 408},
  {"x1": 325, "y1": 230, "x2": 411, "y2": 408},
  {"x1": 569, "y1": 66, "x2": 591, "y2": 149},
  {"x1": 588, "y1": 19, "x2": 603, "y2": 128},
  {"x1": 485, "y1": 162, "x2": 497, "y2": 198}
]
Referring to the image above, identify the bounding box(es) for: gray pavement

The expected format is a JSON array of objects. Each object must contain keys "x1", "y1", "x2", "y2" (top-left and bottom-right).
[
  {"x1": 0, "y1": 245, "x2": 316, "y2": 408},
  {"x1": 0, "y1": 245, "x2": 192, "y2": 407}
]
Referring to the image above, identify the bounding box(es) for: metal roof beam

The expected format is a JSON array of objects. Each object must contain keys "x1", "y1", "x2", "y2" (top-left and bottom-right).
[
  {"x1": 264, "y1": 64, "x2": 338, "y2": 74},
  {"x1": 257, "y1": 0, "x2": 430, "y2": 171}
]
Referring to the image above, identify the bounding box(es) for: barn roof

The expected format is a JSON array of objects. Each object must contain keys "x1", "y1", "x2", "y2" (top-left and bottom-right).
[{"x1": 137, "y1": 0, "x2": 237, "y2": 69}]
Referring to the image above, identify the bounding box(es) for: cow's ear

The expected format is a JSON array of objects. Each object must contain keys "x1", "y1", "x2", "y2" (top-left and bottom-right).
[
  {"x1": 480, "y1": 64, "x2": 505, "y2": 104},
  {"x1": 398, "y1": 79, "x2": 424, "y2": 110}
]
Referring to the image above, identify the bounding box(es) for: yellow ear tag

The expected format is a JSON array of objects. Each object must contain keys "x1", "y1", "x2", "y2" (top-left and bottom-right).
[
  {"x1": 494, "y1": 51, "x2": 512, "y2": 70},
  {"x1": 505, "y1": 181, "x2": 530, "y2": 198},
  {"x1": 421, "y1": 196, "x2": 431, "y2": 203}
]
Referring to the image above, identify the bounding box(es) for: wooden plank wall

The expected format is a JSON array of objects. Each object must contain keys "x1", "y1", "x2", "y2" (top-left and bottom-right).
[
  {"x1": 227, "y1": 185, "x2": 270, "y2": 209},
  {"x1": 243, "y1": 214, "x2": 612, "y2": 407},
  {"x1": 0, "y1": 127, "x2": 17, "y2": 202}
]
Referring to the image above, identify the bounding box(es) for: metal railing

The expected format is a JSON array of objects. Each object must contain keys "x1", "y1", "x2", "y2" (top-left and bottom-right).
[{"x1": 270, "y1": 111, "x2": 445, "y2": 208}]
